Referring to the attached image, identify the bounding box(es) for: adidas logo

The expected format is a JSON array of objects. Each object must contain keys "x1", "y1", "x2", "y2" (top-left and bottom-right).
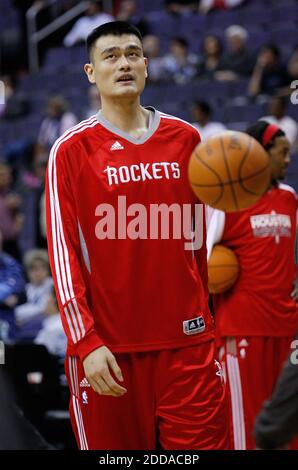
[
  {"x1": 110, "y1": 141, "x2": 124, "y2": 151},
  {"x1": 80, "y1": 377, "x2": 91, "y2": 388}
]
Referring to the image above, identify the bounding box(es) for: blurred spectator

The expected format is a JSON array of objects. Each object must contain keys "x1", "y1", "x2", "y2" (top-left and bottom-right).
[
  {"x1": 0, "y1": 230, "x2": 25, "y2": 342},
  {"x1": 20, "y1": 143, "x2": 48, "y2": 191},
  {"x1": 162, "y1": 37, "x2": 198, "y2": 84},
  {"x1": 0, "y1": 76, "x2": 29, "y2": 120},
  {"x1": 37, "y1": 95, "x2": 78, "y2": 150},
  {"x1": 216, "y1": 25, "x2": 255, "y2": 80},
  {"x1": 288, "y1": 46, "x2": 298, "y2": 79},
  {"x1": 248, "y1": 45, "x2": 290, "y2": 98},
  {"x1": 192, "y1": 100, "x2": 226, "y2": 140},
  {"x1": 14, "y1": 249, "x2": 52, "y2": 326},
  {"x1": 63, "y1": 0, "x2": 114, "y2": 47},
  {"x1": 0, "y1": 162, "x2": 23, "y2": 261},
  {"x1": 197, "y1": 35, "x2": 224, "y2": 79},
  {"x1": 165, "y1": 0, "x2": 199, "y2": 15},
  {"x1": 116, "y1": 0, "x2": 148, "y2": 36},
  {"x1": 17, "y1": 143, "x2": 48, "y2": 252},
  {"x1": 261, "y1": 95, "x2": 298, "y2": 153},
  {"x1": 199, "y1": 0, "x2": 244, "y2": 14},
  {"x1": 84, "y1": 85, "x2": 101, "y2": 119},
  {"x1": 35, "y1": 287, "x2": 67, "y2": 357},
  {"x1": 143, "y1": 35, "x2": 166, "y2": 82}
]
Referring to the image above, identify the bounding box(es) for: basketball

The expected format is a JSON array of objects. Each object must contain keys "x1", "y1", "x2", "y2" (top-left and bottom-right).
[
  {"x1": 188, "y1": 131, "x2": 271, "y2": 212},
  {"x1": 208, "y1": 245, "x2": 239, "y2": 294}
]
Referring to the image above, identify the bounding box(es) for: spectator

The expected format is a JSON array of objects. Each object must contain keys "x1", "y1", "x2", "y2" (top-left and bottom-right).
[
  {"x1": 191, "y1": 100, "x2": 226, "y2": 140},
  {"x1": 63, "y1": 0, "x2": 114, "y2": 47},
  {"x1": 165, "y1": 0, "x2": 199, "y2": 15},
  {"x1": 162, "y1": 37, "x2": 198, "y2": 84},
  {"x1": 248, "y1": 44, "x2": 290, "y2": 98},
  {"x1": 0, "y1": 76, "x2": 29, "y2": 120},
  {"x1": 37, "y1": 95, "x2": 78, "y2": 150},
  {"x1": 116, "y1": 0, "x2": 148, "y2": 36},
  {"x1": 35, "y1": 287, "x2": 67, "y2": 357},
  {"x1": 142, "y1": 35, "x2": 166, "y2": 82},
  {"x1": 14, "y1": 249, "x2": 52, "y2": 326},
  {"x1": 197, "y1": 34, "x2": 224, "y2": 79},
  {"x1": 216, "y1": 25, "x2": 255, "y2": 80},
  {"x1": 199, "y1": 0, "x2": 244, "y2": 14},
  {"x1": 0, "y1": 230, "x2": 25, "y2": 342},
  {"x1": 261, "y1": 95, "x2": 298, "y2": 154},
  {"x1": 288, "y1": 46, "x2": 298, "y2": 79},
  {"x1": 0, "y1": 162, "x2": 23, "y2": 261}
]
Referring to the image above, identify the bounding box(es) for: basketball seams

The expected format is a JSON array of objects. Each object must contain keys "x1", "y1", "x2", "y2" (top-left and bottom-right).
[
  {"x1": 189, "y1": 165, "x2": 271, "y2": 189},
  {"x1": 238, "y1": 138, "x2": 270, "y2": 196},
  {"x1": 192, "y1": 149, "x2": 225, "y2": 206},
  {"x1": 220, "y1": 137, "x2": 239, "y2": 211}
]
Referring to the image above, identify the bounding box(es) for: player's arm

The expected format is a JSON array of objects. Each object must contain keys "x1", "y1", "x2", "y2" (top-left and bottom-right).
[
  {"x1": 45, "y1": 144, "x2": 126, "y2": 397},
  {"x1": 206, "y1": 207, "x2": 226, "y2": 260}
]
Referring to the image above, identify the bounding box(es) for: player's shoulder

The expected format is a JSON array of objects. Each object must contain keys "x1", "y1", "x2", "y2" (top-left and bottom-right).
[
  {"x1": 277, "y1": 183, "x2": 298, "y2": 199},
  {"x1": 50, "y1": 115, "x2": 98, "y2": 157},
  {"x1": 158, "y1": 110, "x2": 201, "y2": 139}
]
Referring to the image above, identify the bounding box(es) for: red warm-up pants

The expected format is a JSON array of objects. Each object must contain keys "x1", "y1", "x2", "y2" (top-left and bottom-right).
[
  {"x1": 218, "y1": 336, "x2": 296, "y2": 450},
  {"x1": 65, "y1": 341, "x2": 231, "y2": 450}
]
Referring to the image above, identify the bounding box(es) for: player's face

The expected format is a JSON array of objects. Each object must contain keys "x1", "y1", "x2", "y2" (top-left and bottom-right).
[
  {"x1": 268, "y1": 136, "x2": 291, "y2": 181},
  {"x1": 84, "y1": 34, "x2": 147, "y2": 101}
]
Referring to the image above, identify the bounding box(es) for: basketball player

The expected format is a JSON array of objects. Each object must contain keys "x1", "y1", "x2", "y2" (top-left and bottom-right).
[
  {"x1": 207, "y1": 120, "x2": 298, "y2": 450},
  {"x1": 45, "y1": 21, "x2": 229, "y2": 450}
]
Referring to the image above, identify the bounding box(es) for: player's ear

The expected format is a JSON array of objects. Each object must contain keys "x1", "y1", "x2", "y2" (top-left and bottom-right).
[{"x1": 84, "y1": 63, "x2": 96, "y2": 84}]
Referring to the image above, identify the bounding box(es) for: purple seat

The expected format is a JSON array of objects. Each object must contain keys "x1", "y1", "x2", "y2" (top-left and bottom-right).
[
  {"x1": 137, "y1": 0, "x2": 164, "y2": 13},
  {"x1": 229, "y1": 78, "x2": 250, "y2": 98},
  {"x1": 192, "y1": 80, "x2": 231, "y2": 101},
  {"x1": 159, "y1": 102, "x2": 191, "y2": 121},
  {"x1": 273, "y1": 25, "x2": 298, "y2": 47},
  {"x1": 43, "y1": 47, "x2": 72, "y2": 70},
  {"x1": 206, "y1": 9, "x2": 241, "y2": 29},
  {"x1": 225, "y1": 103, "x2": 267, "y2": 124},
  {"x1": 273, "y1": 4, "x2": 298, "y2": 22},
  {"x1": 246, "y1": 30, "x2": 273, "y2": 51},
  {"x1": 240, "y1": 5, "x2": 273, "y2": 25}
]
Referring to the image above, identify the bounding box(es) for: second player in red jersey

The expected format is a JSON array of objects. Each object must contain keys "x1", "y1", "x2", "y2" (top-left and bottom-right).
[{"x1": 207, "y1": 121, "x2": 298, "y2": 450}]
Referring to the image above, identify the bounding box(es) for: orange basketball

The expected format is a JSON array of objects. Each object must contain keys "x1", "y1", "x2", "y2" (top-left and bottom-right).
[
  {"x1": 188, "y1": 131, "x2": 270, "y2": 212},
  {"x1": 208, "y1": 245, "x2": 239, "y2": 294}
]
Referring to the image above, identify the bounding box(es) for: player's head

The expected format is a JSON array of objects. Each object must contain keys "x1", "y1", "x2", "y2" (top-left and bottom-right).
[
  {"x1": 23, "y1": 249, "x2": 50, "y2": 285},
  {"x1": 268, "y1": 94, "x2": 287, "y2": 119},
  {"x1": 84, "y1": 21, "x2": 147, "y2": 102},
  {"x1": 246, "y1": 121, "x2": 290, "y2": 182},
  {"x1": 192, "y1": 100, "x2": 212, "y2": 125}
]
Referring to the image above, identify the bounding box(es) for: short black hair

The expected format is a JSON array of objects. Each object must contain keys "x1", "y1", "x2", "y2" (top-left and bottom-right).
[
  {"x1": 86, "y1": 21, "x2": 143, "y2": 60},
  {"x1": 193, "y1": 100, "x2": 212, "y2": 117},
  {"x1": 246, "y1": 120, "x2": 285, "y2": 150},
  {"x1": 171, "y1": 36, "x2": 189, "y2": 49},
  {"x1": 261, "y1": 43, "x2": 280, "y2": 59}
]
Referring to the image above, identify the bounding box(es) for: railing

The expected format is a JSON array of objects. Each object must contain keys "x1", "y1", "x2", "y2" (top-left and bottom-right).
[{"x1": 27, "y1": 0, "x2": 113, "y2": 74}]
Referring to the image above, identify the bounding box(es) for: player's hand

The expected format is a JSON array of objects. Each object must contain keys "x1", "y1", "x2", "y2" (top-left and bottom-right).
[
  {"x1": 83, "y1": 346, "x2": 127, "y2": 397},
  {"x1": 290, "y1": 278, "x2": 298, "y2": 304}
]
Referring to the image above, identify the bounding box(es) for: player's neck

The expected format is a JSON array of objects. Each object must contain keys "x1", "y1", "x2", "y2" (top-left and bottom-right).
[{"x1": 100, "y1": 99, "x2": 150, "y2": 138}]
